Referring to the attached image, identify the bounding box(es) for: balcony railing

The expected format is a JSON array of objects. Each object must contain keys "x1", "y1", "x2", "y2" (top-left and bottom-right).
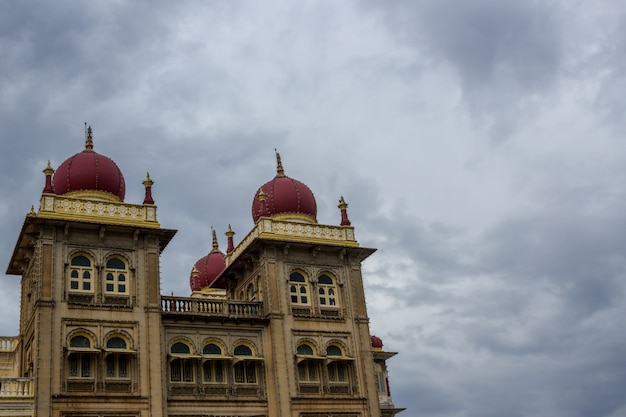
[
  {"x1": 0, "y1": 337, "x2": 18, "y2": 352},
  {"x1": 161, "y1": 296, "x2": 264, "y2": 320},
  {"x1": 0, "y1": 378, "x2": 33, "y2": 398}
]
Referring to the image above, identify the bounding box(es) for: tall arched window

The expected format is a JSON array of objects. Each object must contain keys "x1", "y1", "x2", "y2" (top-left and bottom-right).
[
  {"x1": 68, "y1": 335, "x2": 95, "y2": 379},
  {"x1": 289, "y1": 272, "x2": 310, "y2": 305},
  {"x1": 170, "y1": 342, "x2": 194, "y2": 382},
  {"x1": 202, "y1": 343, "x2": 225, "y2": 383},
  {"x1": 233, "y1": 344, "x2": 257, "y2": 384},
  {"x1": 104, "y1": 257, "x2": 129, "y2": 295},
  {"x1": 296, "y1": 343, "x2": 319, "y2": 382},
  {"x1": 69, "y1": 254, "x2": 94, "y2": 293},
  {"x1": 105, "y1": 336, "x2": 130, "y2": 379},
  {"x1": 318, "y1": 274, "x2": 338, "y2": 307},
  {"x1": 326, "y1": 344, "x2": 349, "y2": 383}
]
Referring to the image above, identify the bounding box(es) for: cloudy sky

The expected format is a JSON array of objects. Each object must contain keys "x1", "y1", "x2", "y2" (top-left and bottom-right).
[{"x1": 1, "y1": 1, "x2": 625, "y2": 415}]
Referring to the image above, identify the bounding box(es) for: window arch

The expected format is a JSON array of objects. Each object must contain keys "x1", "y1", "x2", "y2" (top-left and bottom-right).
[
  {"x1": 202, "y1": 342, "x2": 225, "y2": 383},
  {"x1": 68, "y1": 254, "x2": 94, "y2": 293},
  {"x1": 170, "y1": 341, "x2": 194, "y2": 382},
  {"x1": 326, "y1": 344, "x2": 349, "y2": 384},
  {"x1": 233, "y1": 343, "x2": 258, "y2": 384},
  {"x1": 318, "y1": 273, "x2": 338, "y2": 307},
  {"x1": 104, "y1": 256, "x2": 129, "y2": 295},
  {"x1": 296, "y1": 343, "x2": 319, "y2": 383},
  {"x1": 289, "y1": 271, "x2": 310, "y2": 305},
  {"x1": 105, "y1": 336, "x2": 131, "y2": 380},
  {"x1": 67, "y1": 334, "x2": 95, "y2": 380}
]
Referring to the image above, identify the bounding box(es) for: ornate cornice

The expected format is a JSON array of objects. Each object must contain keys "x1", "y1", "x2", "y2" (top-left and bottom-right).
[
  {"x1": 37, "y1": 194, "x2": 160, "y2": 228},
  {"x1": 226, "y1": 218, "x2": 359, "y2": 267}
]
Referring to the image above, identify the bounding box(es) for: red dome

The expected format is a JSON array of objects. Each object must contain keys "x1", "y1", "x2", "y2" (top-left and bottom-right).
[
  {"x1": 251, "y1": 153, "x2": 317, "y2": 223},
  {"x1": 190, "y1": 231, "x2": 226, "y2": 292},
  {"x1": 53, "y1": 128, "x2": 125, "y2": 201},
  {"x1": 371, "y1": 335, "x2": 383, "y2": 349}
]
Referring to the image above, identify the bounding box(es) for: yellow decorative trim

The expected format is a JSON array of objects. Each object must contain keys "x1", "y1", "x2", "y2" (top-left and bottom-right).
[
  {"x1": 37, "y1": 194, "x2": 160, "y2": 227},
  {"x1": 226, "y1": 218, "x2": 358, "y2": 267},
  {"x1": 268, "y1": 212, "x2": 317, "y2": 224},
  {"x1": 62, "y1": 189, "x2": 122, "y2": 202}
]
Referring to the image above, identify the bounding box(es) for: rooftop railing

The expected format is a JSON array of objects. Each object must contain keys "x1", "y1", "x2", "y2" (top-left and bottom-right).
[{"x1": 161, "y1": 296, "x2": 264, "y2": 320}]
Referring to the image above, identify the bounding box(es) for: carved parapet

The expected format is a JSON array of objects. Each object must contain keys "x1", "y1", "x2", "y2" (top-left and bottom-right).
[
  {"x1": 226, "y1": 218, "x2": 359, "y2": 266},
  {"x1": 38, "y1": 194, "x2": 160, "y2": 227}
]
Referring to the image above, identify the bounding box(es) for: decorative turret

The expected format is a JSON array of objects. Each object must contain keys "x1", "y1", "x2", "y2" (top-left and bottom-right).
[
  {"x1": 42, "y1": 161, "x2": 55, "y2": 194},
  {"x1": 189, "y1": 229, "x2": 226, "y2": 292},
  {"x1": 225, "y1": 224, "x2": 235, "y2": 254},
  {"x1": 52, "y1": 126, "x2": 126, "y2": 201},
  {"x1": 143, "y1": 173, "x2": 155, "y2": 205},
  {"x1": 251, "y1": 152, "x2": 317, "y2": 223},
  {"x1": 338, "y1": 196, "x2": 351, "y2": 226}
]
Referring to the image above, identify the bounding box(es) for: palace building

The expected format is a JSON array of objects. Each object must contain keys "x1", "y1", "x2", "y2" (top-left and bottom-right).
[{"x1": 0, "y1": 127, "x2": 403, "y2": 417}]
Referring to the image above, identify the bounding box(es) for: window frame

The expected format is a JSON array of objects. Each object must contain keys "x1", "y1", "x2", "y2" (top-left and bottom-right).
[
  {"x1": 317, "y1": 273, "x2": 339, "y2": 308},
  {"x1": 289, "y1": 271, "x2": 311, "y2": 306},
  {"x1": 104, "y1": 256, "x2": 130, "y2": 296},
  {"x1": 68, "y1": 254, "x2": 95, "y2": 293}
]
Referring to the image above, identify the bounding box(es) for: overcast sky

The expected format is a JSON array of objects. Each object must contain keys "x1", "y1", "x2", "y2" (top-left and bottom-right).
[{"x1": 1, "y1": 1, "x2": 626, "y2": 416}]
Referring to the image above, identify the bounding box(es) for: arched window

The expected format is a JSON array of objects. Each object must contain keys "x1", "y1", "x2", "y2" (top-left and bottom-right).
[
  {"x1": 247, "y1": 283, "x2": 255, "y2": 300},
  {"x1": 202, "y1": 343, "x2": 225, "y2": 383},
  {"x1": 296, "y1": 343, "x2": 319, "y2": 382},
  {"x1": 105, "y1": 336, "x2": 130, "y2": 379},
  {"x1": 68, "y1": 254, "x2": 94, "y2": 292},
  {"x1": 289, "y1": 272, "x2": 310, "y2": 305},
  {"x1": 318, "y1": 274, "x2": 338, "y2": 307},
  {"x1": 233, "y1": 344, "x2": 257, "y2": 384},
  {"x1": 68, "y1": 335, "x2": 94, "y2": 379},
  {"x1": 170, "y1": 342, "x2": 194, "y2": 382},
  {"x1": 104, "y1": 257, "x2": 129, "y2": 295},
  {"x1": 326, "y1": 344, "x2": 348, "y2": 383}
]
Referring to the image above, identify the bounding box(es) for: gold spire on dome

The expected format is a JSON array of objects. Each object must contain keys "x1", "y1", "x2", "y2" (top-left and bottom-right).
[
  {"x1": 85, "y1": 125, "x2": 94, "y2": 151},
  {"x1": 275, "y1": 149, "x2": 285, "y2": 178},
  {"x1": 211, "y1": 228, "x2": 220, "y2": 253}
]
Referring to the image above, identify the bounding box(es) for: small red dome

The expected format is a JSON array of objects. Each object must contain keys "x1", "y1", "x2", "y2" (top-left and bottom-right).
[
  {"x1": 53, "y1": 128, "x2": 125, "y2": 201},
  {"x1": 371, "y1": 335, "x2": 383, "y2": 349},
  {"x1": 251, "y1": 153, "x2": 317, "y2": 223},
  {"x1": 190, "y1": 231, "x2": 226, "y2": 292}
]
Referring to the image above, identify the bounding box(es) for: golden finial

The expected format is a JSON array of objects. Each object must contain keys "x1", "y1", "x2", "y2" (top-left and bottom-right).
[
  {"x1": 28, "y1": 205, "x2": 36, "y2": 216},
  {"x1": 225, "y1": 224, "x2": 235, "y2": 253},
  {"x1": 225, "y1": 224, "x2": 235, "y2": 237},
  {"x1": 85, "y1": 125, "x2": 94, "y2": 151},
  {"x1": 43, "y1": 160, "x2": 55, "y2": 176},
  {"x1": 211, "y1": 228, "x2": 219, "y2": 253},
  {"x1": 143, "y1": 172, "x2": 154, "y2": 187},
  {"x1": 275, "y1": 149, "x2": 285, "y2": 177},
  {"x1": 338, "y1": 196, "x2": 348, "y2": 210}
]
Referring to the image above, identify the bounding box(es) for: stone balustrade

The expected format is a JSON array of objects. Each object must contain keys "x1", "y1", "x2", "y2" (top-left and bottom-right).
[
  {"x1": 0, "y1": 378, "x2": 33, "y2": 398},
  {"x1": 161, "y1": 296, "x2": 264, "y2": 320},
  {"x1": 0, "y1": 338, "x2": 18, "y2": 352}
]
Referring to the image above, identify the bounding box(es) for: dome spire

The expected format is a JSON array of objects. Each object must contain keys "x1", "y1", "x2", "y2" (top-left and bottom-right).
[
  {"x1": 211, "y1": 228, "x2": 220, "y2": 253},
  {"x1": 275, "y1": 149, "x2": 285, "y2": 178},
  {"x1": 85, "y1": 125, "x2": 94, "y2": 152}
]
